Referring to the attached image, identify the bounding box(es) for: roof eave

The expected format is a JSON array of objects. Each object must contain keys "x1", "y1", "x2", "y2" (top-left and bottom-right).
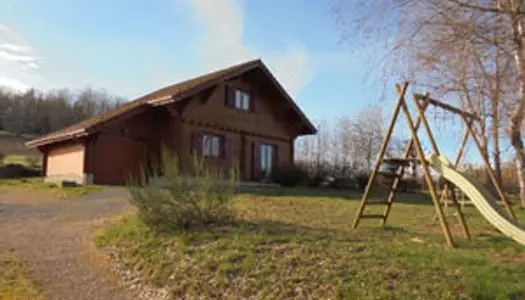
[
  {"x1": 255, "y1": 62, "x2": 317, "y2": 136},
  {"x1": 26, "y1": 129, "x2": 89, "y2": 149}
]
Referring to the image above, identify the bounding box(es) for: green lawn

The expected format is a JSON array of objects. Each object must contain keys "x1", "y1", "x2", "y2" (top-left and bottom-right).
[
  {"x1": 96, "y1": 188, "x2": 525, "y2": 300},
  {"x1": 0, "y1": 177, "x2": 103, "y2": 198},
  {"x1": 2, "y1": 155, "x2": 42, "y2": 168},
  {"x1": 0, "y1": 248, "x2": 44, "y2": 300}
]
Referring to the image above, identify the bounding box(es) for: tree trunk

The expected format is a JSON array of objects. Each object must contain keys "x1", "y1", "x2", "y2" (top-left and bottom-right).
[
  {"x1": 366, "y1": 138, "x2": 372, "y2": 171},
  {"x1": 492, "y1": 92, "x2": 503, "y2": 191},
  {"x1": 480, "y1": 118, "x2": 491, "y2": 185},
  {"x1": 508, "y1": 6, "x2": 525, "y2": 208},
  {"x1": 493, "y1": 12, "x2": 503, "y2": 189}
]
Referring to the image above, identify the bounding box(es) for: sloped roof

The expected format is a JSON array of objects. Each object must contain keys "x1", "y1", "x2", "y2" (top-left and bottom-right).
[{"x1": 27, "y1": 59, "x2": 316, "y2": 148}]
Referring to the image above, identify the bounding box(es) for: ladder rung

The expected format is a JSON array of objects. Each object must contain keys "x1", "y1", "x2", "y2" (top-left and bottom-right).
[
  {"x1": 367, "y1": 201, "x2": 390, "y2": 205},
  {"x1": 360, "y1": 214, "x2": 386, "y2": 219},
  {"x1": 382, "y1": 158, "x2": 421, "y2": 165}
]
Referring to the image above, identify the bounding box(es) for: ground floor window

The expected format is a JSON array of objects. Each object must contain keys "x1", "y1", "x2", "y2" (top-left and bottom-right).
[{"x1": 202, "y1": 134, "x2": 223, "y2": 157}]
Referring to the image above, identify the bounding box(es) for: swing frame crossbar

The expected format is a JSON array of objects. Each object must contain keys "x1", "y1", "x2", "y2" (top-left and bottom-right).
[{"x1": 353, "y1": 82, "x2": 516, "y2": 248}]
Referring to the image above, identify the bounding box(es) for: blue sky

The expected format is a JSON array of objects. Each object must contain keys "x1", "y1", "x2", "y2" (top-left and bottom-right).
[{"x1": 0, "y1": 0, "x2": 503, "y2": 164}]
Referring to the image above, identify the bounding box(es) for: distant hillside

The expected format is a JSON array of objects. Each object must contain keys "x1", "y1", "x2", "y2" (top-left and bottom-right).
[{"x1": 0, "y1": 131, "x2": 40, "y2": 157}]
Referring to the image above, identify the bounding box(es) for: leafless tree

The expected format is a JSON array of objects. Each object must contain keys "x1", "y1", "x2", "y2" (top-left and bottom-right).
[
  {"x1": 350, "y1": 105, "x2": 385, "y2": 170},
  {"x1": 334, "y1": 0, "x2": 525, "y2": 206}
]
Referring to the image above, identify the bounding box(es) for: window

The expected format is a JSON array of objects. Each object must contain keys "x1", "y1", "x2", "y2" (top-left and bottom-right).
[
  {"x1": 202, "y1": 134, "x2": 223, "y2": 157},
  {"x1": 234, "y1": 89, "x2": 251, "y2": 111},
  {"x1": 260, "y1": 144, "x2": 275, "y2": 177}
]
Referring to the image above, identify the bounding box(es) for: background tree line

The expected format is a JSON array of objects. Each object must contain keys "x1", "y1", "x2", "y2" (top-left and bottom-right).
[
  {"x1": 0, "y1": 87, "x2": 124, "y2": 136},
  {"x1": 290, "y1": 105, "x2": 424, "y2": 189}
]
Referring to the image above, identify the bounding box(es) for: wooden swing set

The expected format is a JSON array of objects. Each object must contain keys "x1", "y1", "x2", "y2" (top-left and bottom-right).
[{"x1": 353, "y1": 82, "x2": 516, "y2": 248}]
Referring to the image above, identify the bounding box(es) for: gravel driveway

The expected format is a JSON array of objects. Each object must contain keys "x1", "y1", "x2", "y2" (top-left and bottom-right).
[{"x1": 0, "y1": 187, "x2": 135, "y2": 300}]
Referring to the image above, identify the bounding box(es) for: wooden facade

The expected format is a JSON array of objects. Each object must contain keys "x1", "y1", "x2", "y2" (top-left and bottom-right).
[{"x1": 30, "y1": 61, "x2": 316, "y2": 185}]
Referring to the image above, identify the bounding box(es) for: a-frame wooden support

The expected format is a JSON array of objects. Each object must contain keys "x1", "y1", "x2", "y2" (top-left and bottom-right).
[
  {"x1": 354, "y1": 82, "x2": 463, "y2": 247},
  {"x1": 437, "y1": 120, "x2": 471, "y2": 213},
  {"x1": 412, "y1": 95, "x2": 516, "y2": 220},
  {"x1": 354, "y1": 82, "x2": 518, "y2": 248}
]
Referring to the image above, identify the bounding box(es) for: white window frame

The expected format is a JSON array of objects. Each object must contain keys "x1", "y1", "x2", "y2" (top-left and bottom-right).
[
  {"x1": 234, "y1": 89, "x2": 250, "y2": 111},
  {"x1": 260, "y1": 144, "x2": 274, "y2": 177},
  {"x1": 202, "y1": 134, "x2": 222, "y2": 157}
]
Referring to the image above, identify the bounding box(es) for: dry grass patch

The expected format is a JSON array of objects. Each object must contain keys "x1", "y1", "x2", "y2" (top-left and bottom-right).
[
  {"x1": 0, "y1": 177, "x2": 103, "y2": 198},
  {"x1": 0, "y1": 248, "x2": 44, "y2": 300},
  {"x1": 96, "y1": 190, "x2": 525, "y2": 299}
]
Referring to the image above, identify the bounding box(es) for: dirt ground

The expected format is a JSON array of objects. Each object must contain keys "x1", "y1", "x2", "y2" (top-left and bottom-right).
[{"x1": 0, "y1": 187, "x2": 135, "y2": 300}]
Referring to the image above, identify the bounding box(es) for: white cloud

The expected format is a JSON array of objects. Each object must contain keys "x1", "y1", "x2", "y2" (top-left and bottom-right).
[
  {"x1": 0, "y1": 24, "x2": 44, "y2": 91},
  {"x1": 191, "y1": 0, "x2": 254, "y2": 68},
  {"x1": 0, "y1": 77, "x2": 29, "y2": 92},
  {"x1": 189, "y1": 0, "x2": 313, "y2": 97},
  {"x1": 266, "y1": 44, "x2": 313, "y2": 97},
  {"x1": 0, "y1": 1, "x2": 314, "y2": 99}
]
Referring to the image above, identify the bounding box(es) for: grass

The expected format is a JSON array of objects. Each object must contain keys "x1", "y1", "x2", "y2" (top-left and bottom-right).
[
  {"x1": 96, "y1": 188, "x2": 525, "y2": 299},
  {"x1": 0, "y1": 248, "x2": 44, "y2": 300},
  {"x1": 2, "y1": 155, "x2": 42, "y2": 168},
  {"x1": 0, "y1": 177, "x2": 103, "y2": 197},
  {"x1": 0, "y1": 131, "x2": 40, "y2": 157}
]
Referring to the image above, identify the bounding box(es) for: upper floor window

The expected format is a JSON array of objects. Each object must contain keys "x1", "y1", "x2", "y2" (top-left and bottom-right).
[
  {"x1": 234, "y1": 89, "x2": 251, "y2": 111},
  {"x1": 202, "y1": 134, "x2": 223, "y2": 157}
]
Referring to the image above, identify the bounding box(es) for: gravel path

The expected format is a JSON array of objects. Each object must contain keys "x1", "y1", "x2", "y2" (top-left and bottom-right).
[{"x1": 0, "y1": 187, "x2": 136, "y2": 300}]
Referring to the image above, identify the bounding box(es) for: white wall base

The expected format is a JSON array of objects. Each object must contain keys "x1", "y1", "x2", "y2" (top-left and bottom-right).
[{"x1": 45, "y1": 173, "x2": 94, "y2": 185}]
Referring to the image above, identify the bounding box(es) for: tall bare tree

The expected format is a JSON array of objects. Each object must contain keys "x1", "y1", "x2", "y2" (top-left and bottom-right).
[
  {"x1": 350, "y1": 105, "x2": 385, "y2": 170},
  {"x1": 334, "y1": 0, "x2": 525, "y2": 205}
]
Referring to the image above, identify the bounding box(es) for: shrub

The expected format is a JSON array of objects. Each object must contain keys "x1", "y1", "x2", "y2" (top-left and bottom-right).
[
  {"x1": 25, "y1": 156, "x2": 40, "y2": 169},
  {"x1": 306, "y1": 174, "x2": 325, "y2": 187},
  {"x1": 398, "y1": 178, "x2": 422, "y2": 192},
  {"x1": 0, "y1": 164, "x2": 41, "y2": 178},
  {"x1": 0, "y1": 153, "x2": 4, "y2": 166},
  {"x1": 436, "y1": 175, "x2": 452, "y2": 190},
  {"x1": 327, "y1": 176, "x2": 355, "y2": 189},
  {"x1": 127, "y1": 149, "x2": 238, "y2": 232},
  {"x1": 270, "y1": 164, "x2": 307, "y2": 187},
  {"x1": 355, "y1": 172, "x2": 370, "y2": 190}
]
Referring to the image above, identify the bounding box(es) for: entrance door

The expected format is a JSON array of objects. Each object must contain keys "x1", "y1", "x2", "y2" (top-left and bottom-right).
[{"x1": 260, "y1": 143, "x2": 274, "y2": 179}]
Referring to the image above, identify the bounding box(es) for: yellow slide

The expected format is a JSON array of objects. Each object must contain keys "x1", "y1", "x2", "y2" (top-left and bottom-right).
[{"x1": 427, "y1": 154, "x2": 525, "y2": 245}]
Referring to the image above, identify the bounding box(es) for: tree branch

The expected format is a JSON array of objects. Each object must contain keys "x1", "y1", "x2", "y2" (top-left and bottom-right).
[{"x1": 448, "y1": 0, "x2": 525, "y2": 15}]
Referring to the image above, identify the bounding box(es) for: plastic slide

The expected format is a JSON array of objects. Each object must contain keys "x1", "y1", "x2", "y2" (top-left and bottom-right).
[{"x1": 427, "y1": 153, "x2": 525, "y2": 246}]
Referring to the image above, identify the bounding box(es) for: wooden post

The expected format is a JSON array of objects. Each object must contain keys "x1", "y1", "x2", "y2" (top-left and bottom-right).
[
  {"x1": 353, "y1": 82, "x2": 409, "y2": 229},
  {"x1": 400, "y1": 98, "x2": 455, "y2": 248},
  {"x1": 462, "y1": 115, "x2": 516, "y2": 221},
  {"x1": 412, "y1": 94, "x2": 470, "y2": 239},
  {"x1": 380, "y1": 87, "x2": 429, "y2": 226},
  {"x1": 437, "y1": 127, "x2": 470, "y2": 210}
]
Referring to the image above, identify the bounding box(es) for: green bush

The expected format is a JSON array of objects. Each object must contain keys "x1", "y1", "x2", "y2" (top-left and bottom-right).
[
  {"x1": 127, "y1": 149, "x2": 238, "y2": 232},
  {"x1": 270, "y1": 163, "x2": 307, "y2": 187},
  {"x1": 25, "y1": 156, "x2": 40, "y2": 169},
  {"x1": 0, "y1": 153, "x2": 4, "y2": 166},
  {"x1": 398, "y1": 178, "x2": 422, "y2": 192},
  {"x1": 327, "y1": 176, "x2": 355, "y2": 189},
  {"x1": 436, "y1": 175, "x2": 452, "y2": 190},
  {"x1": 355, "y1": 172, "x2": 370, "y2": 190}
]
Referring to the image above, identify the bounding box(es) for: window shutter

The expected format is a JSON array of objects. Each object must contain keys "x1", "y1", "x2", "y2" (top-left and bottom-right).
[
  {"x1": 253, "y1": 95, "x2": 262, "y2": 113},
  {"x1": 225, "y1": 85, "x2": 234, "y2": 107},
  {"x1": 191, "y1": 132, "x2": 197, "y2": 154},
  {"x1": 253, "y1": 141, "x2": 261, "y2": 179},
  {"x1": 192, "y1": 131, "x2": 204, "y2": 155},
  {"x1": 224, "y1": 137, "x2": 234, "y2": 158},
  {"x1": 278, "y1": 145, "x2": 286, "y2": 166}
]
